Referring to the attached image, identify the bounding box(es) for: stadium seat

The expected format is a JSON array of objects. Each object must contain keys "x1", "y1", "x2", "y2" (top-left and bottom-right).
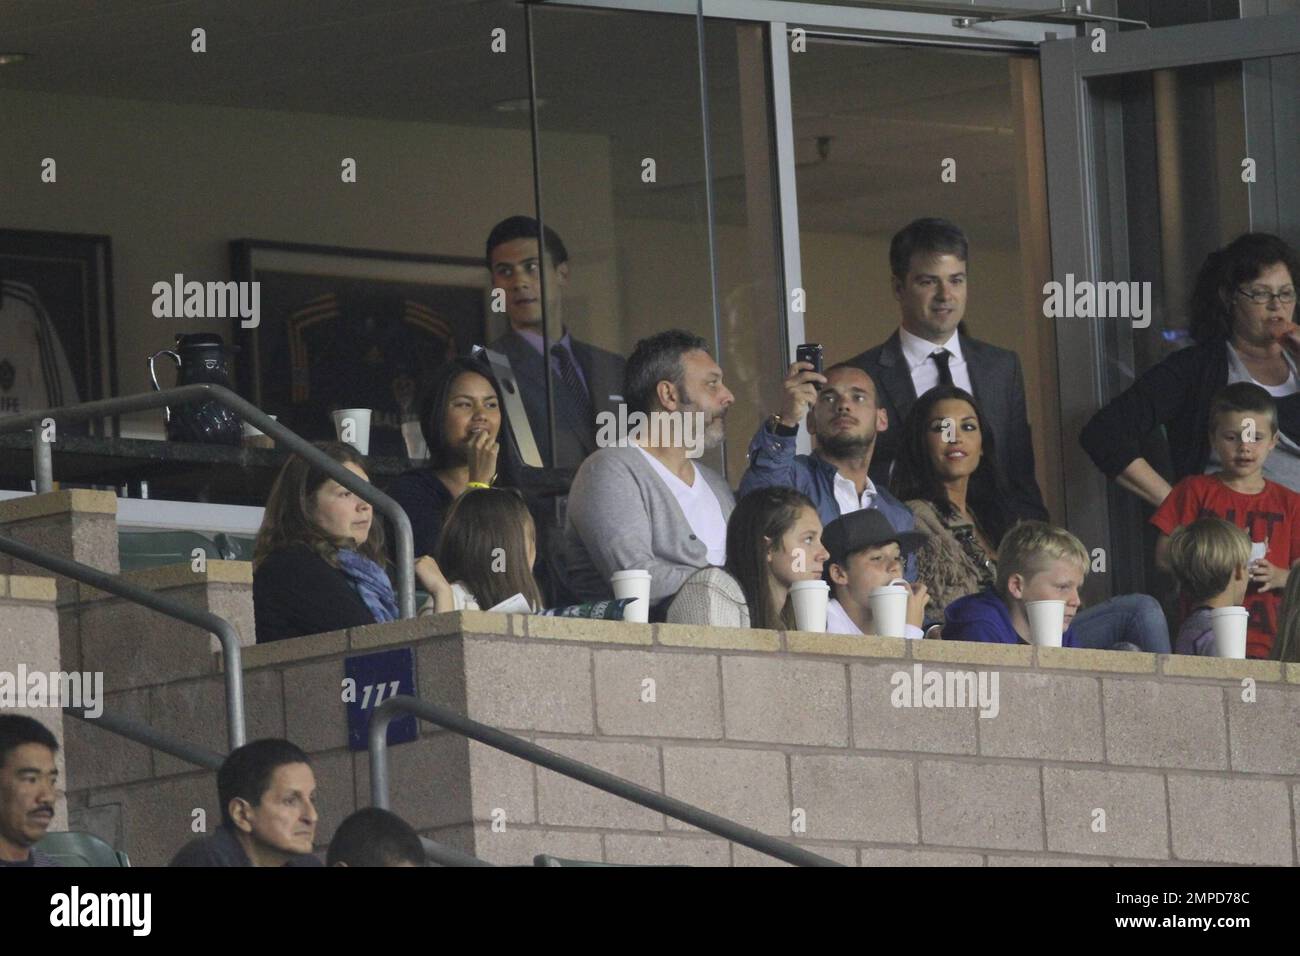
[{"x1": 36, "y1": 831, "x2": 131, "y2": 867}]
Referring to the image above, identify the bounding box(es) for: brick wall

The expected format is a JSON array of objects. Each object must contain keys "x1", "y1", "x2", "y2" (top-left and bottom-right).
[{"x1": 62, "y1": 612, "x2": 1300, "y2": 867}]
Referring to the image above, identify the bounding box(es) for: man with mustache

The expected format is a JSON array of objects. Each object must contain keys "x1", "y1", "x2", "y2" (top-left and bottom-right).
[
  {"x1": 0, "y1": 715, "x2": 60, "y2": 867},
  {"x1": 566, "y1": 329, "x2": 736, "y2": 610},
  {"x1": 739, "y1": 362, "x2": 919, "y2": 579},
  {"x1": 845, "y1": 217, "x2": 1048, "y2": 522}
]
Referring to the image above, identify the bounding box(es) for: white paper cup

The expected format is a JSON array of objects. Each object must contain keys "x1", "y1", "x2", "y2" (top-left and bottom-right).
[
  {"x1": 1025, "y1": 599, "x2": 1066, "y2": 647},
  {"x1": 241, "y1": 415, "x2": 276, "y2": 449},
  {"x1": 611, "y1": 570, "x2": 652, "y2": 624},
  {"x1": 868, "y1": 584, "x2": 909, "y2": 638},
  {"x1": 1208, "y1": 606, "x2": 1248, "y2": 659},
  {"x1": 789, "y1": 580, "x2": 830, "y2": 632},
  {"x1": 332, "y1": 408, "x2": 372, "y2": 456}
]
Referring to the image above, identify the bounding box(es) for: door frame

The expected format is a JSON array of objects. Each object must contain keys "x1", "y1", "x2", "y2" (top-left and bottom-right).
[{"x1": 1040, "y1": 9, "x2": 1300, "y2": 594}]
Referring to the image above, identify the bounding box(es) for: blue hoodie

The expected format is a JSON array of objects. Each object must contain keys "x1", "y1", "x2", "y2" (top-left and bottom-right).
[{"x1": 944, "y1": 588, "x2": 1080, "y2": 647}]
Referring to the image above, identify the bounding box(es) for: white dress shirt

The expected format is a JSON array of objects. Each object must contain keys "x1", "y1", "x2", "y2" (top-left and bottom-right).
[
  {"x1": 898, "y1": 327, "x2": 973, "y2": 397},
  {"x1": 832, "y1": 472, "x2": 878, "y2": 516}
]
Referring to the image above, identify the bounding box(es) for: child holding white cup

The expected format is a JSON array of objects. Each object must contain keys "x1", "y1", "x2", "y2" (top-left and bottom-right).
[
  {"x1": 1165, "y1": 517, "x2": 1252, "y2": 658},
  {"x1": 820, "y1": 509, "x2": 929, "y2": 638},
  {"x1": 943, "y1": 521, "x2": 1087, "y2": 647}
]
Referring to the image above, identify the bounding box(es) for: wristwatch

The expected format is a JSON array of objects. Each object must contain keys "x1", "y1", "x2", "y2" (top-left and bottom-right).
[{"x1": 768, "y1": 413, "x2": 799, "y2": 437}]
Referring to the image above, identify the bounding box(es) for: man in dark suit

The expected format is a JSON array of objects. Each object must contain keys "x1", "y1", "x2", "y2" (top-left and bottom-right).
[
  {"x1": 485, "y1": 216, "x2": 625, "y2": 471},
  {"x1": 844, "y1": 217, "x2": 1048, "y2": 521}
]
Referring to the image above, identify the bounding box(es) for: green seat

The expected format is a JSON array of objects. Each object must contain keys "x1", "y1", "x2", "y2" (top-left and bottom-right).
[{"x1": 36, "y1": 831, "x2": 131, "y2": 867}]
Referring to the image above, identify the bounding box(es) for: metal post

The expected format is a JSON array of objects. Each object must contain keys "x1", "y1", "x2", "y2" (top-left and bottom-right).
[
  {"x1": 0, "y1": 533, "x2": 247, "y2": 748},
  {"x1": 0, "y1": 384, "x2": 417, "y2": 619},
  {"x1": 33, "y1": 427, "x2": 53, "y2": 494}
]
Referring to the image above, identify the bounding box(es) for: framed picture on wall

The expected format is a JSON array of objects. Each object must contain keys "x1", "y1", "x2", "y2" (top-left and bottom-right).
[
  {"x1": 0, "y1": 228, "x2": 116, "y2": 433},
  {"x1": 231, "y1": 240, "x2": 489, "y2": 458}
]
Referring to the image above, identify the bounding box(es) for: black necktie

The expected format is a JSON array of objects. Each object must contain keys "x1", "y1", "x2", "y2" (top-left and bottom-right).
[
  {"x1": 930, "y1": 349, "x2": 954, "y2": 387},
  {"x1": 551, "y1": 344, "x2": 594, "y2": 423}
]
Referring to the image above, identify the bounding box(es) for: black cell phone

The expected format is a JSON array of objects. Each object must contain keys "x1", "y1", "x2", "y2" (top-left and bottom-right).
[{"x1": 796, "y1": 343, "x2": 824, "y2": 375}]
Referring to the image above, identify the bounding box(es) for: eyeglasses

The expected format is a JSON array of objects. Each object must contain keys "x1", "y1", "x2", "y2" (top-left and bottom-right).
[{"x1": 1236, "y1": 287, "x2": 1297, "y2": 306}]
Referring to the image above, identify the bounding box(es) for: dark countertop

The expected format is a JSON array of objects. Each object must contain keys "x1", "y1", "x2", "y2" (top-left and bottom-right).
[{"x1": 0, "y1": 433, "x2": 414, "y2": 505}]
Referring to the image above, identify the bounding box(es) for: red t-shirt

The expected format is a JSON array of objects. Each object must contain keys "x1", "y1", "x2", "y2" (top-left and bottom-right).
[{"x1": 1152, "y1": 474, "x2": 1300, "y2": 658}]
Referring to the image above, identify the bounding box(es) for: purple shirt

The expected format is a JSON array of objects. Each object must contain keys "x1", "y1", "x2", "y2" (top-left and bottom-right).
[
  {"x1": 1175, "y1": 606, "x2": 1216, "y2": 656},
  {"x1": 944, "y1": 588, "x2": 1081, "y2": 647},
  {"x1": 516, "y1": 328, "x2": 590, "y2": 394}
]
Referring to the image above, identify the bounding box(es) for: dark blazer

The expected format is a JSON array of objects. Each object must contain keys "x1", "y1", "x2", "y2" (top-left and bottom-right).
[
  {"x1": 1080, "y1": 336, "x2": 1300, "y2": 483},
  {"x1": 489, "y1": 330, "x2": 626, "y2": 471},
  {"x1": 845, "y1": 330, "x2": 1049, "y2": 522}
]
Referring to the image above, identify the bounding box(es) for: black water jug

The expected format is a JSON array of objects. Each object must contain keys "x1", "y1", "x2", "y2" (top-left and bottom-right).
[{"x1": 148, "y1": 333, "x2": 243, "y2": 445}]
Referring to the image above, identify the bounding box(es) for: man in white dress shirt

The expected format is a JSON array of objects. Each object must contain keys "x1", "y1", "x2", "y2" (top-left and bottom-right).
[{"x1": 844, "y1": 217, "x2": 1048, "y2": 521}]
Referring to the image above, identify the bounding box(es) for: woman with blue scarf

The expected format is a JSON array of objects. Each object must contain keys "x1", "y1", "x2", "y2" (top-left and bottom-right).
[{"x1": 254, "y1": 441, "x2": 439, "y2": 642}]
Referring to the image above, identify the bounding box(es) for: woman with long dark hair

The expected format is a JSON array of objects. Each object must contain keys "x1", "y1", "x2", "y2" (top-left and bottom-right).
[
  {"x1": 1082, "y1": 233, "x2": 1300, "y2": 501},
  {"x1": 666, "y1": 487, "x2": 828, "y2": 629},
  {"x1": 385, "y1": 357, "x2": 506, "y2": 560},
  {"x1": 892, "y1": 385, "x2": 1012, "y2": 619},
  {"x1": 253, "y1": 441, "x2": 446, "y2": 642},
  {"x1": 895, "y1": 388, "x2": 1169, "y2": 650}
]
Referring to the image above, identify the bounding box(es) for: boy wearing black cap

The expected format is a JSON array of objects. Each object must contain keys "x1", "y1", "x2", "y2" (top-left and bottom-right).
[{"x1": 822, "y1": 509, "x2": 929, "y2": 637}]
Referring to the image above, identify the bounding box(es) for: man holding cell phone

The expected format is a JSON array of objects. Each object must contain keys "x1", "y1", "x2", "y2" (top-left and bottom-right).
[{"x1": 737, "y1": 348, "x2": 921, "y2": 580}]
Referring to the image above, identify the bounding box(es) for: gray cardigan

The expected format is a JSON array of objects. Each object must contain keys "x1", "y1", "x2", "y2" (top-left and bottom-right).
[{"x1": 564, "y1": 445, "x2": 736, "y2": 603}]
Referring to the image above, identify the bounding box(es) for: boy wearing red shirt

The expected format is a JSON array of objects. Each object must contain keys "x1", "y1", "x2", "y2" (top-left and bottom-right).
[{"x1": 1152, "y1": 383, "x2": 1300, "y2": 658}]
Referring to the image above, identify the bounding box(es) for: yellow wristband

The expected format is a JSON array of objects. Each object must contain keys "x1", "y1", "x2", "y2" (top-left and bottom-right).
[{"x1": 466, "y1": 481, "x2": 491, "y2": 490}]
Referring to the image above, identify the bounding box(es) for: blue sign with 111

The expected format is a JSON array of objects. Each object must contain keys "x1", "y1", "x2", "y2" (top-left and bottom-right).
[{"x1": 344, "y1": 647, "x2": 417, "y2": 752}]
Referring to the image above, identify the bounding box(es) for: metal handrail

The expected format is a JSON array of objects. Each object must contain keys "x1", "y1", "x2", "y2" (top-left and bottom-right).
[
  {"x1": 62, "y1": 706, "x2": 483, "y2": 867},
  {"x1": 369, "y1": 695, "x2": 844, "y2": 867},
  {"x1": 2, "y1": 534, "x2": 248, "y2": 749},
  {"x1": 0, "y1": 383, "x2": 416, "y2": 617},
  {"x1": 65, "y1": 706, "x2": 224, "y2": 770}
]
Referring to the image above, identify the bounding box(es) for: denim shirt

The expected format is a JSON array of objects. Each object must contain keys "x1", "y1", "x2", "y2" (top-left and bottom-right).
[{"x1": 737, "y1": 422, "x2": 919, "y2": 581}]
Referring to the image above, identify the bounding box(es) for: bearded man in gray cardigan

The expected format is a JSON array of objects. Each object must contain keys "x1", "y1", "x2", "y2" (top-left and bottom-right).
[{"x1": 565, "y1": 330, "x2": 736, "y2": 609}]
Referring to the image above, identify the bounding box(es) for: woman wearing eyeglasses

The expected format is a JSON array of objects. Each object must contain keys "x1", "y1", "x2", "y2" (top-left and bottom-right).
[{"x1": 1082, "y1": 232, "x2": 1300, "y2": 501}]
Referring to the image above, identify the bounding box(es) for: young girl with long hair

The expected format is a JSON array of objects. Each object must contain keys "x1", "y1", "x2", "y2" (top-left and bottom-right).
[{"x1": 667, "y1": 487, "x2": 828, "y2": 629}]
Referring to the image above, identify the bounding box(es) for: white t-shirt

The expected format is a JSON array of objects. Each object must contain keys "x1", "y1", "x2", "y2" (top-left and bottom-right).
[
  {"x1": 635, "y1": 446, "x2": 728, "y2": 566},
  {"x1": 826, "y1": 598, "x2": 863, "y2": 635},
  {"x1": 899, "y1": 326, "x2": 973, "y2": 397},
  {"x1": 826, "y1": 596, "x2": 924, "y2": 639}
]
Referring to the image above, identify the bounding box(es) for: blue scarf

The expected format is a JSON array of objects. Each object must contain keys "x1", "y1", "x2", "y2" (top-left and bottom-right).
[{"x1": 336, "y1": 549, "x2": 398, "y2": 624}]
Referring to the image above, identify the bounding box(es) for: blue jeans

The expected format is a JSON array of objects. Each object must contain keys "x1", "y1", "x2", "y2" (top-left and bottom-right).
[{"x1": 1071, "y1": 594, "x2": 1171, "y2": 654}]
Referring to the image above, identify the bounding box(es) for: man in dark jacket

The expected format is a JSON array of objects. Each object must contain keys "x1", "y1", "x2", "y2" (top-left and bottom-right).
[
  {"x1": 843, "y1": 217, "x2": 1048, "y2": 522},
  {"x1": 738, "y1": 361, "x2": 919, "y2": 580},
  {"x1": 485, "y1": 216, "x2": 625, "y2": 471},
  {"x1": 171, "y1": 739, "x2": 322, "y2": 867}
]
